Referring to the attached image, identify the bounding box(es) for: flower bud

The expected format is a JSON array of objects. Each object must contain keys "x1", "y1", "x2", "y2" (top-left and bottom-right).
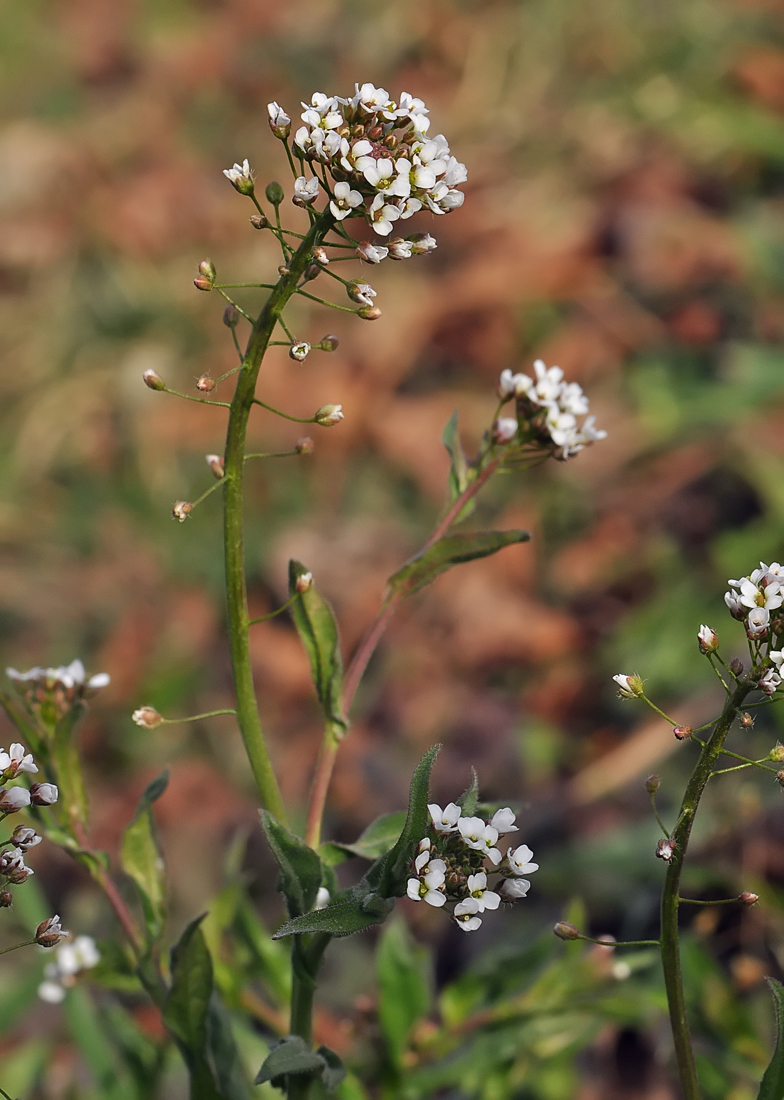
[
  {"x1": 673, "y1": 725, "x2": 692, "y2": 741},
  {"x1": 315, "y1": 404, "x2": 344, "y2": 427},
  {"x1": 278, "y1": 265, "x2": 290, "y2": 276},
  {"x1": 172, "y1": 501, "x2": 193, "y2": 522},
  {"x1": 11, "y1": 826, "x2": 40, "y2": 850},
  {"x1": 356, "y1": 241, "x2": 388, "y2": 264},
  {"x1": 0, "y1": 891, "x2": 12, "y2": 908},
  {"x1": 36, "y1": 915, "x2": 67, "y2": 948},
  {"x1": 303, "y1": 264, "x2": 321, "y2": 282},
  {"x1": 777, "y1": 770, "x2": 784, "y2": 788},
  {"x1": 697, "y1": 624, "x2": 718, "y2": 654},
  {"x1": 492, "y1": 417, "x2": 518, "y2": 445},
  {"x1": 730, "y1": 657, "x2": 745, "y2": 676},
  {"x1": 747, "y1": 607, "x2": 770, "y2": 639},
  {"x1": 740, "y1": 712, "x2": 754, "y2": 729},
  {"x1": 312, "y1": 246, "x2": 329, "y2": 266},
  {"x1": 388, "y1": 237, "x2": 414, "y2": 260},
  {"x1": 774, "y1": 619, "x2": 784, "y2": 636},
  {"x1": 193, "y1": 276, "x2": 213, "y2": 292},
  {"x1": 613, "y1": 673, "x2": 644, "y2": 699},
  {"x1": 222, "y1": 305, "x2": 239, "y2": 328},
  {"x1": 30, "y1": 782, "x2": 58, "y2": 806},
  {"x1": 250, "y1": 213, "x2": 268, "y2": 230},
  {"x1": 198, "y1": 259, "x2": 216, "y2": 282},
  {"x1": 656, "y1": 838, "x2": 676, "y2": 861},
  {"x1": 289, "y1": 342, "x2": 310, "y2": 362},
  {"x1": 132, "y1": 706, "x2": 164, "y2": 729},
  {"x1": 408, "y1": 232, "x2": 437, "y2": 255},
  {"x1": 319, "y1": 334, "x2": 339, "y2": 352},
  {"x1": 6, "y1": 865, "x2": 33, "y2": 884},
  {"x1": 645, "y1": 774, "x2": 660, "y2": 794},
  {"x1": 739, "y1": 891, "x2": 759, "y2": 906},
  {"x1": 265, "y1": 181, "x2": 284, "y2": 206},
  {"x1": 358, "y1": 305, "x2": 381, "y2": 320},
  {"x1": 267, "y1": 101, "x2": 291, "y2": 140},
  {"x1": 770, "y1": 744, "x2": 784, "y2": 762},
  {"x1": 196, "y1": 374, "x2": 215, "y2": 393},
  {"x1": 205, "y1": 454, "x2": 225, "y2": 479},
  {"x1": 143, "y1": 369, "x2": 166, "y2": 391},
  {"x1": 553, "y1": 921, "x2": 580, "y2": 940},
  {"x1": 366, "y1": 124, "x2": 383, "y2": 141},
  {"x1": 295, "y1": 572, "x2": 314, "y2": 594},
  {"x1": 0, "y1": 787, "x2": 30, "y2": 813},
  {"x1": 295, "y1": 437, "x2": 314, "y2": 455}
]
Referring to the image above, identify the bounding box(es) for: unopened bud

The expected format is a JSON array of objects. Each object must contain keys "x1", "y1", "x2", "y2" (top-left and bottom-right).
[
  {"x1": 6, "y1": 865, "x2": 33, "y2": 884},
  {"x1": 730, "y1": 657, "x2": 744, "y2": 676},
  {"x1": 656, "y1": 838, "x2": 676, "y2": 861},
  {"x1": 357, "y1": 305, "x2": 381, "y2": 320},
  {"x1": 265, "y1": 181, "x2": 284, "y2": 206},
  {"x1": 223, "y1": 305, "x2": 239, "y2": 328},
  {"x1": 366, "y1": 125, "x2": 383, "y2": 141},
  {"x1": 303, "y1": 264, "x2": 321, "y2": 282},
  {"x1": 774, "y1": 619, "x2": 784, "y2": 636},
  {"x1": 312, "y1": 246, "x2": 329, "y2": 265},
  {"x1": 132, "y1": 706, "x2": 164, "y2": 729},
  {"x1": 645, "y1": 774, "x2": 660, "y2": 794},
  {"x1": 0, "y1": 891, "x2": 12, "y2": 908},
  {"x1": 492, "y1": 417, "x2": 518, "y2": 445},
  {"x1": 278, "y1": 265, "x2": 290, "y2": 277},
  {"x1": 295, "y1": 437, "x2": 314, "y2": 455},
  {"x1": 0, "y1": 787, "x2": 30, "y2": 813},
  {"x1": 205, "y1": 454, "x2": 225, "y2": 479},
  {"x1": 11, "y1": 826, "x2": 40, "y2": 850},
  {"x1": 740, "y1": 712, "x2": 755, "y2": 729},
  {"x1": 193, "y1": 276, "x2": 213, "y2": 292},
  {"x1": 613, "y1": 673, "x2": 644, "y2": 699},
  {"x1": 315, "y1": 404, "x2": 344, "y2": 427},
  {"x1": 384, "y1": 133, "x2": 398, "y2": 150},
  {"x1": 250, "y1": 213, "x2": 268, "y2": 230},
  {"x1": 553, "y1": 921, "x2": 580, "y2": 941},
  {"x1": 673, "y1": 725, "x2": 692, "y2": 741},
  {"x1": 697, "y1": 624, "x2": 719, "y2": 654},
  {"x1": 777, "y1": 770, "x2": 784, "y2": 788},
  {"x1": 319, "y1": 334, "x2": 339, "y2": 352},
  {"x1": 36, "y1": 915, "x2": 67, "y2": 948},
  {"x1": 289, "y1": 342, "x2": 310, "y2": 362},
  {"x1": 29, "y1": 782, "x2": 58, "y2": 806},
  {"x1": 739, "y1": 891, "x2": 759, "y2": 906},
  {"x1": 196, "y1": 374, "x2": 215, "y2": 392},
  {"x1": 295, "y1": 572, "x2": 314, "y2": 594},
  {"x1": 143, "y1": 369, "x2": 166, "y2": 391},
  {"x1": 172, "y1": 501, "x2": 193, "y2": 522},
  {"x1": 770, "y1": 744, "x2": 784, "y2": 763}
]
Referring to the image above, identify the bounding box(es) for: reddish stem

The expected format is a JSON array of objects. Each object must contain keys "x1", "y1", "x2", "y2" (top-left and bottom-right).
[{"x1": 73, "y1": 822, "x2": 143, "y2": 952}]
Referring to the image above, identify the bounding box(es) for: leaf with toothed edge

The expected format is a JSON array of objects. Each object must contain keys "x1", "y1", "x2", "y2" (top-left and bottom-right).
[
  {"x1": 388, "y1": 531, "x2": 530, "y2": 598},
  {"x1": 260, "y1": 810, "x2": 323, "y2": 919}
]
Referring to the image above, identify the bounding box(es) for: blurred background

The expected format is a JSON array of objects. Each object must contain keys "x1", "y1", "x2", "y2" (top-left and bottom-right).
[{"x1": 4, "y1": 0, "x2": 784, "y2": 1095}]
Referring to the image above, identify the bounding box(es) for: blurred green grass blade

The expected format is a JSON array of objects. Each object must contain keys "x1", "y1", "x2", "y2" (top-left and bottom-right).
[
  {"x1": 757, "y1": 979, "x2": 784, "y2": 1100},
  {"x1": 377, "y1": 917, "x2": 431, "y2": 1068}
]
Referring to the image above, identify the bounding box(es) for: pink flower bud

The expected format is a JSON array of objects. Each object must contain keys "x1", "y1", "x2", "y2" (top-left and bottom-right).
[
  {"x1": 193, "y1": 276, "x2": 213, "y2": 292},
  {"x1": 673, "y1": 725, "x2": 692, "y2": 741},
  {"x1": 645, "y1": 774, "x2": 660, "y2": 793},
  {"x1": 739, "y1": 891, "x2": 759, "y2": 906}
]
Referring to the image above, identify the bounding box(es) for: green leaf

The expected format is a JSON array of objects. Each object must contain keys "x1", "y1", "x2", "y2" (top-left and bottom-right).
[
  {"x1": 205, "y1": 993, "x2": 251, "y2": 1100},
  {"x1": 457, "y1": 769, "x2": 479, "y2": 816},
  {"x1": 260, "y1": 810, "x2": 323, "y2": 919},
  {"x1": 757, "y1": 978, "x2": 784, "y2": 1100},
  {"x1": 328, "y1": 812, "x2": 406, "y2": 861},
  {"x1": 387, "y1": 531, "x2": 530, "y2": 598},
  {"x1": 120, "y1": 770, "x2": 168, "y2": 945},
  {"x1": 52, "y1": 702, "x2": 90, "y2": 824},
  {"x1": 288, "y1": 560, "x2": 347, "y2": 737},
  {"x1": 377, "y1": 917, "x2": 431, "y2": 1067},
  {"x1": 163, "y1": 915, "x2": 213, "y2": 1052},
  {"x1": 255, "y1": 1035, "x2": 326, "y2": 1087},
  {"x1": 317, "y1": 1046, "x2": 346, "y2": 1091},
  {"x1": 273, "y1": 890, "x2": 394, "y2": 939},
  {"x1": 442, "y1": 412, "x2": 469, "y2": 502}
]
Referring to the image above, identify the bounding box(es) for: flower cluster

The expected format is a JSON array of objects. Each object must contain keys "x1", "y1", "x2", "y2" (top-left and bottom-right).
[
  {"x1": 6, "y1": 660, "x2": 110, "y2": 719},
  {"x1": 38, "y1": 934, "x2": 100, "y2": 1003},
  {"x1": 267, "y1": 83, "x2": 466, "y2": 242},
  {"x1": 496, "y1": 361, "x2": 607, "y2": 460},
  {"x1": 407, "y1": 802, "x2": 538, "y2": 932}
]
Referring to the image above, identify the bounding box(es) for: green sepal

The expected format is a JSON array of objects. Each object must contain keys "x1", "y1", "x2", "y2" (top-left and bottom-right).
[
  {"x1": 260, "y1": 810, "x2": 323, "y2": 919},
  {"x1": 757, "y1": 978, "x2": 784, "y2": 1100},
  {"x1": 387, "y1": 531, "x2": 530, "y2": 598},
  {"x1": 288, "y1": 560, "x2": 347, "y2": 737},
  {"x1": 120, "y1": 770, "x2": 168, "y2": 946}
]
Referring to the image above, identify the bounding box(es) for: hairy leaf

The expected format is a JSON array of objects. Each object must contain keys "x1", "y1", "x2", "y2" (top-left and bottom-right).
[
  {"x1": 758, "y1": 978, "x2": 784, "y2": 1100},
  {"x1": 328, "y1": 811, "x2": 406, "y2": 861},
  {"x1": 260, "y1": 810, "x2": 323, "y2": 919},
  {"x1": 273, "y1": 890, "x2": 394, "y2": 939},
  {"x1": 377, "y1": 918, "x2": 431, "y2": 1067},
  {"x1": 255, "y1": 1035, "x2": 326, "y2": 1086},
  {"x1": 387, "y1": 531, "x2": 530, "y2": 598},
  {"x1": 163, "y1": 915, "x2": 212, "y2": 1051},
  {"x1": 205, "y1": 993, "x2": 250, "y2": 1100},
  {"x1": 457, "y1": 769, "x2": 479, "y2": 816},
  {"x1": 120, "y1": 770, "x2": 168, "y2": 945},
  {"x1": 288, "y1": 560, "x2": 347, "y2": 736}
]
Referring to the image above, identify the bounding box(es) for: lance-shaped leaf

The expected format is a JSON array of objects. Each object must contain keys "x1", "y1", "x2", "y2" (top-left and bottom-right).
[
  {"x1": 288, "y1": 560, "x2": 347, "y2": 737},
  {"x1": 388, "y1": 531, "x2": 530, "y2": 599},
  {"x1": 442, "y1": 412, "x2": 469, "y2": 503},
  {"x1": 327, "y1": 811, "x2": 406, "y2": 862},
  {"x1": 272, "y1": 887, "x2": 395, "y2": 939},
  {"x1": 457, "y1": 768, "x2": 479, "y2": 816},
  {"x1": 260, "y1": 810, "x2": 323, "y2": 919},
  {"x1": 52, "y1": 702, "x2": 90, "y2": 825},
  {"x1": 758, "y1": 978, "x2": 784, "y2": 1100},
  {"x1": 255, "y1": 1036, "x2": 325, "y2": 1088},
  {"x1": 121, "y1": 771, "x2": 168, "y2": 946}
]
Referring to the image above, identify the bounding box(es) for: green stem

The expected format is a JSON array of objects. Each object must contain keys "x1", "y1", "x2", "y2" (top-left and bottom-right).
[
  {"x1": 287, "y1": 935, "x2": 329, "y2": 1100},
  {"x1": 577, "y1": 935, "x2": 660, "y2": 947},
  {"x1": 223, "y1": 208, "x2": 335, "y2": 822},
  {"x1": 660, "y1": 678, "x2": 751, "y2": 1099}
]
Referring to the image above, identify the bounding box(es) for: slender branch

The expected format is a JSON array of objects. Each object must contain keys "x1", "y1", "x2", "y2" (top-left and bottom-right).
[
  {"x1": 649, "y1": 790, "x2": 671, "y2": 839},
  {"x1": 161, "y1": 386, "x2": 230, "y2": 408},
  {"x1": 304, "y1": 729, "x2": 341, "y2": 848},
  {"x1": 678, "y1": 896, "x2": 741, "y2": 905},
  {"x1": 248, "y1": 594, "x2": 298, "y2": 626},
  {"x1": 0, "y1": 938, "x2": 36, "y2": 956},
  {"x1": 158, "y1": 708, "x2": 237, "y2": 725},
  {"x1": 223, "y1": 208, "x2": 336, "y2": 823},
  {"x1": 252, "y1": 398, "x2": 317, "y2": 424},
  {"x1": 72, "y1": 821, "x2": 144, "y2": 953},
  {"x1": 216, "y1": 289, "x2": 254, "y2": 323},
  {"x1": 576, "y1": 934, "x2": 660, "y2": 947},
  {"x1": 660, "y1": 678, "x2": 751, "y2": 1100}
]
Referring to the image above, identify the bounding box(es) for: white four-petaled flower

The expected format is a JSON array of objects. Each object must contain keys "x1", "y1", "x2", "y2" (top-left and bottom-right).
[
  {"x1": 0, "y1": 744, "x2": 37, "y2": 777},
  {"x1": 453, "y1": 897, "x2": 482, "y2": 931},
  {"x1": 428, "y1": 802, "x2": 461, "y2": 832}
]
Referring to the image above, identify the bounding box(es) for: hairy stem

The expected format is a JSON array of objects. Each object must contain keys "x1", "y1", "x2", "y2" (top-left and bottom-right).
[
  {"x1": 287, "y1": 935, "x2": 329, "y2": 1100},
  {"x1": 660, "y1": 679, "x2": 751, "y2": 1099},
  {"x1": 223, "y1": 209, "x2": 335, "y2": 822}
]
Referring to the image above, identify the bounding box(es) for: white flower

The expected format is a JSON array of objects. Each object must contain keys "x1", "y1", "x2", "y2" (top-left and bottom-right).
[
  {"x1": 0, "y1": 744, "x2": 37, "y2": 778},
  {"x1": 0, "y1": 846, "x2": 27, "y2": 873},
  {"x1": 613, "y1": 673, "x2": 644, "y2": 698},
  {"x1": 417, "y1": 837, "x2": 431, "y2": 854},
  {"x1": 387, "y1": 237, "x2": 413, "y2": 260},
  {"x1": 293, "y1": 176, "x2": 320, "y2": 206},
  {"x1": 329, "y1": 181, "x2": 363, "y2": 221},
  {"x1": 458, "y1": 816, "x2": 498, "y2": 852},
  {"x1": 725, "y1": 591, "x2": 746, "y2": 619},
  {"x1": 223, "y1": 159, "x2": 254, "y2": 194},
  {"x1": 267, "y1": 101, "x2": 291, "y2": 138},
  {"x1": 507, "y1": 844, "x2": 539, "y2": 876},
  {"x1": 428, "y1": 802, "x2": 461, "y2": 832},
  {"x1": 410, "y1": 232, "x2": 437, "y2": 255},
  {"x1": 289, "y1": 342, "x2": 310, "y2": 362},
  {"x1": 465, "y1": 872, "x2": 501, "y2": 912},
  {"x1": 500, "y1": 877, "x2": 531, "y2": 899},
  {"x1": 58, "y1": 935, "x2": 100, "y2": 974},
  {"x1": 771, "y1": 650, "x2": 784, "y2": 671},
  {"x1": 0, "y1": 787, "x2": 31, "y2": 813},
  {"x1": 36, "y1": 914, "x2": 68, "y2": 947},
  {"x1": 353, "y1": 82, "x2": 393, "y2": 113},
  {"x1": 490, "y1": 808, "x2": 518, "y2": 834},
  {"x1": 347, "y1": 282, "x2": 377, "y2": 308},
  {"x1": 760, "y1": 668, "x2": 781, "y2": 696},
  {"x1": 38, "y1": 979, "x2": 66, "y2": 1004},
  {"x1": 406, "y1": 859, "x2": 447, "y2": 907},
  {"x1": 729, "y1": 567, "x2": 783, "y2": 611},
  {"x1": 453, "y1": 897, "x2": 482, "y2": 931},
  {"x1": 368, "y1": 193, "x2": 401, "y2": 236},
  {"x1": 697, "y1": 624, "x2": 719, "y2": 653},
  {"x1": 314, "y1": 887, "x2": 331, "y2": 910},
  {"x1": 357, "y1": 241, "x2": 388, "y2": 263},
  {"x1": 492, "y1": 418, "x2": 519, "y2": 445},
  {"x1": 747, "y1": 607, "x2": 770, "y2": 638},
  {"x1": 498, "y1": 370, "x2": 525, "y2": 400},
  {"x1": 30, "y1": 782, "x2": 58, "y2": 806},
  {"x1": 11, "y1": 825, "x2": 40, "y2": 849}
]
